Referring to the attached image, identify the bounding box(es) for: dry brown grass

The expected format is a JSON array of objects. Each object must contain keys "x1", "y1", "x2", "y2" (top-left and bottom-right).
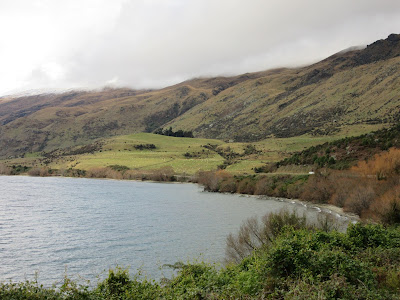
[{"x1": 0, "y1": 164, "x2": 12, "y2": 175}]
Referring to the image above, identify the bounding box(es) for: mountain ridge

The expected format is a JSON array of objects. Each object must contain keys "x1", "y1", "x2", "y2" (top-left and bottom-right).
[{"x1": 0, "y1": 33, "x2": 399, "y2": 158}]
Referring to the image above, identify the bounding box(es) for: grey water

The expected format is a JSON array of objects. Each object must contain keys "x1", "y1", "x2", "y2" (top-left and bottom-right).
[{"x1": 0, "y1": 175, "x2": 349, "y2": 285}]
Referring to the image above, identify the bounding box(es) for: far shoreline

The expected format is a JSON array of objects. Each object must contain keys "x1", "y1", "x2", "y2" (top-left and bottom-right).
[{"x1": 0, "y1": 173, "x2": 359, "y2": 223}]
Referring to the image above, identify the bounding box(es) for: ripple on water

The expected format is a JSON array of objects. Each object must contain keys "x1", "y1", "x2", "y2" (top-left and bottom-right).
[{"x1": 0, "y1": 176, "x2": 353, "y2": 285}]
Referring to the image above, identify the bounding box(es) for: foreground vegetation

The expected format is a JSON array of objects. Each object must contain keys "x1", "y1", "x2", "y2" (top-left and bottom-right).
[{"x1": 1, "y1": 211, "x2": 399, "y2": 299}]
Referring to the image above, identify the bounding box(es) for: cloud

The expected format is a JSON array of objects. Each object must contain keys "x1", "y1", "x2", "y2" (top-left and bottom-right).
[{"x1": 1, "y1": 0, "x2": 400, "y2": 95}]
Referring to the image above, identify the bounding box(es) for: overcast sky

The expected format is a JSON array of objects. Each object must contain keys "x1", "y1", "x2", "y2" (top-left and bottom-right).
[{"x1": 1, "y1": 0, "x2": 399, "y2": 96}]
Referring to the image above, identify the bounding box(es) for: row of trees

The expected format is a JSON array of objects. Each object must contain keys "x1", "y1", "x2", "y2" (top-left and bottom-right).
[{"x1": 154, "y1": 127, "x2": 194, "y2": 138}]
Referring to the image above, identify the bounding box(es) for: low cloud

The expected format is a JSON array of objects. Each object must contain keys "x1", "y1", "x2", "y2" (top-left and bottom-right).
[{"x1": 1, "y1": 0, "x2": 400, "y2": 95}]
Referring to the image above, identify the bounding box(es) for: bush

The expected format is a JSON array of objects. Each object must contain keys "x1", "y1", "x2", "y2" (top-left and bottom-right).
[
  {"x1": 254, "y1": 176, "x2": 275, "y2": 195},
  {"x1": 344, "y1": 184, "x2": 376, "y2": 216},
  {"x1": 28, "y1": 167, "x2": 52, "y2": 177},
  {"x1": 236, "y1": 177, "x2": 256, "y2": 194},
  {"x1": 146, "y1": 166, "x2": 175, "y2": 181},
  {"x1": 196, "y1": 170, "x2": 232, "y2": 192},
  {"x1": 0, "y1": 164, "x2": 12, "y2": 175},
  {"x1": 300, "y1": 170, "x2": 335, "y2": 203},
  {"x1": 109, "y1": 165, "x2": 130, "y2": 172},
  {"x1": 225, "y1": 209, "x2": 309, "y2": 263},
  {"x1": 95, "y1": 268, "x2": 132, "y2": 298},
  {"x1": 219, "y1": 177, "x2": 237, "y2": 193},
  {"x1": 133, "y1": 144, "x2": 156, "y2": 150},
  {"x1": 369, "y1": 186, "x2": 400, "y2": 225},
  {"x1": 87, "y1": 167, "x2": 123, "y2": 179}
]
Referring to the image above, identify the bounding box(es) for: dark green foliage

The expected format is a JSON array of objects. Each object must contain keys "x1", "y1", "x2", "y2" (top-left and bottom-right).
[
  {"x1": 154, "y1": 127, "x2": 194, "y2": 138},
  {"x1": 10, "y1": 164, "x2": 30, "y2": 175},
  {"x1": 276, "y1": 122, "x2": 400, "y2": 170},
  {"x1": 109, "y1": 165, "x2": 130, "y2": 172},
  {"x1": 133, "y1": 144, "x2": 156, "y2": 150},
  {"x1": 346, "y1": 223, "x2": 400, "y2": 249},
  {"x1": 243, "y1": 144, "x2": 260, "y2": 155},
  {"x1": 95, "y1": 268, "x2": 132, "y2": 298},
  {"x1": 66, "y1": 168, "x2": 87, "y2": 177},
  {"x1": 0, "y1": 281, "x2": 61, "y2": 299}
]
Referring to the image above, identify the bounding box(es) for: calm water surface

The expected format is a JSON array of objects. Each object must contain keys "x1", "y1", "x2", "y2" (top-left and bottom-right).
[{"x1": 0, "y1": 176, "x2": 346, "y2": 285}]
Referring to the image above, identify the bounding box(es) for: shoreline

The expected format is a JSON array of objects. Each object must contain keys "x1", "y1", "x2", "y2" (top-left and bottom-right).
[
  {"x1": 1, "y1": 173, "x2": 359, "y2": 222},
  {"x1": 274, "y1": 197, "x2": 360, "y2": 222}
]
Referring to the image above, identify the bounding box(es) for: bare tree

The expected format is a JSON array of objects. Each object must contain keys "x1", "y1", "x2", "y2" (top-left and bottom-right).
[{"x1": 225, "y1": 209, "x2": 309, "y2": 264}]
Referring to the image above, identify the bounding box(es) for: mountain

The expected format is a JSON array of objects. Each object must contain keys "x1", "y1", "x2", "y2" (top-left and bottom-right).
[
  {"x1": 167, "y1": 34, "x2": 400, "y2": 141},
  {"x1": 0, "y1": 34, "x2": 399, "y2": 158}
]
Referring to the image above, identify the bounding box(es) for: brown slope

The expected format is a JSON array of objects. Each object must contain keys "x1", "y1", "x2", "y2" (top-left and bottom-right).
[{"x1": 166, "y1": 34, "x2": 400, "y2": 141}]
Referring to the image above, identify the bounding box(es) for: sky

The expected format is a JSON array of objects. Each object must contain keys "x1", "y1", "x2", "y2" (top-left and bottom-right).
[{"x1": 1, "y1": 0, "x2": 400, "y2": 96}]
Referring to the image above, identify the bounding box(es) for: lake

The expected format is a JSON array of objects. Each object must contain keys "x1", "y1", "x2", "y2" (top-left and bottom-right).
[{"x1": 0, "y1": 175, "x2": 350, "y2": 285}]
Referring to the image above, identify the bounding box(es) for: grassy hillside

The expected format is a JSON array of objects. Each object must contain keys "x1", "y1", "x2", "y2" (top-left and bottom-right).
[
  {"x1": 0, "y1": 34, "x2": 399, "y2": 159},
  {"x1": 1, "y1": 125, "x2": 382, "y2": 176},
  {"x1": 168, "y1": 52, "x2": 400, "y2": 141}
]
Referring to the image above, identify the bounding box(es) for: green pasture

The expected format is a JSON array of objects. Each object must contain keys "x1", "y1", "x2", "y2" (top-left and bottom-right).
[{"x1": 3, "y1": 125, "x2": 386, "y2": 175}]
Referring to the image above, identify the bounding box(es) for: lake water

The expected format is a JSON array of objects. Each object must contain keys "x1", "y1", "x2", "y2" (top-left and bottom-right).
[{"x1": 0, "y1": 175, "x2": 349, "y2": 285}]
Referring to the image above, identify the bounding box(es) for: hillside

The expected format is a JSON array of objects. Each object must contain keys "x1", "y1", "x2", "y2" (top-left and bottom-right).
[
  {"x1": 168, "y1": 34, "x2": 400, "y2": 141},
  {"x1": 0, "y1": 34, "x2": 399, "y2": 158},
  {"x1": 275, "y1": 123, "x2": 400, "y2": 170}
]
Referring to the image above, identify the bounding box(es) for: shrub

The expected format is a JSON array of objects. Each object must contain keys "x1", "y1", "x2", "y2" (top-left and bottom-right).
[
  {"x1": 0, "y1": 281, "x2": 61, "y2": 299},
  {"x1": 236, "y1": 177, "x2": 256, "y2": 194},
  {"x1": 329, "y1": 177, "x2": 356, "y2": 207},
  {"x1": 109, "y1": 165, "x2": 130, "y2": 172},
  {"x1": 95, "y1": 268, "x2": 132, "y2": 298},
  {"x1": 344, "y1": 184, "x2": 375, "y2": 216},
  {"x1": 0, "y1": 164, "x2": 12, "y2": 175},
  {"x1": 133, "y1": 144, "x2": 156, "y2": 150},
  {"x1": 87, "y1": 167, "x2": 123, "y2": 179},
  {"x1": 369, "y1": 186, "x2": 400, "y2": 225},
  {"x1": 300, "y1": 171, "x2": 335, "y2": 203},
  {"x1": 219, "y1": 177, "x2": 237, "y2": 193},
  {"x1": 28, "y1": 167, "x2": 51, "y2": 177},
  {"x1": 254, "y1": 176, "x2": 274, "y2": 195},
  {"x1": 347, "y1": 223, "x2": 390, "y2": 249},
  {"x1": 196, "y1": 170, "x2": 232, "y2": 192},
  {"x1": 146, "y1": 166, "x2": 175, "y2": 181},
  {"x1": 225, "y1": 209, "x2": 308, "y2": 263}
]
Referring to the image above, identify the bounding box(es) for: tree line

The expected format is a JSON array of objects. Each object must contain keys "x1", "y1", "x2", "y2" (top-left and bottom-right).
[{"x1": 154, "y1": 127, "x2": 194, "y2": 138}]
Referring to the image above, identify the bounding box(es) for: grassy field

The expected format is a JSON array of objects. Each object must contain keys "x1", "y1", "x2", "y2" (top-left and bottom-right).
[
  {"x1": 2, "y1": 128, "x2": 382, "y2": 175},
  {"x1": 72, "y1": 134, "x2": 225, "y2": 173}
]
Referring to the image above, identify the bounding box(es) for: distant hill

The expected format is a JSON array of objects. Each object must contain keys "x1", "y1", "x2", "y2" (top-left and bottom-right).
[{"x1": 0, "y1": 34, "x2": 399, "y2": 158}]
